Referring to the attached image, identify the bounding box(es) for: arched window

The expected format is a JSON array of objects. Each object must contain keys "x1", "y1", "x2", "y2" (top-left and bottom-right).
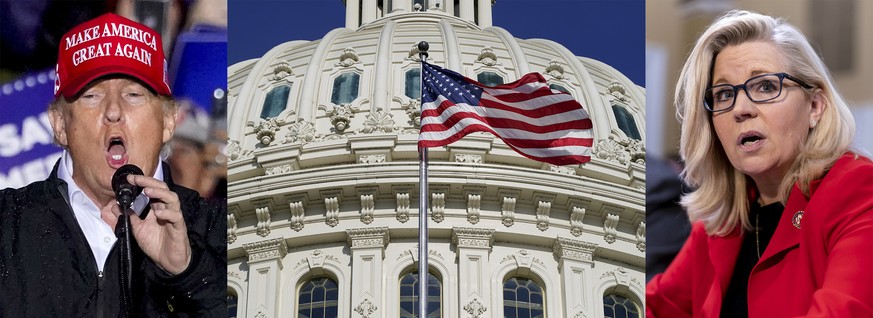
[
  {"x1": 298, "y1": 277, "x2": 339, "y2": 318},
  {"x1": 227, "y1": 291, "x2": 238, "y2": 318},
  {"x1": 503, "y1": 277, "x2": 545, "y2": 318},
  {"x1": 260, "y1": 85, "x2": 291, "y2": 119},
  {"x1": 549, "y1": 84, "x2": 570, "y2": 94},
  {"x1": 331, "y1": 72, "x2": 360, "y2": 105},
  {"x1": 399, "y1": 271, "x2": 441, "y2": 317},
  {"x1": 603, "y1": 293, "x2": 640, "y2": 318},
  {"x1": 477, "y1": 71, "x2": 504, "y2": 87},
  {"x1": 612, "y1": 105, "x2": 641, "y2": 140},
  {"x1": 405, "y1": 68, "x2": 421, "y2": 99}
]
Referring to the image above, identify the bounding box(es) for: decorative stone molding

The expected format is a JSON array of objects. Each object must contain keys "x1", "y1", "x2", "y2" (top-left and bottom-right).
[
  {"x1": 431, "y1": 192, "x2": 445, "y2": 223},
  {"x1": 570, "y1": 206, "x2": 586, "y2": 237},
  {"x1": 553, "y1": 237, "x2": 598, "y2": 263},
  {"x1": 228, "y1": 271, "x2": 242, "y2": 279},
  {"x1": 247, "y1": 117, "x2": 283, "y2": 146},
  {"x1": 501, "y1": 196, "x2": 516, "y2": 227},
  {"x1": 347, "y1": 227, "x2": 390, "y2": 249},
  {"x1": 255, "y1": 311, "x2": 266, "y2": 318},
  {"x1": 361, "y1": 108, "x2": 397, "y2": 133},
  {"x1": 603, "y1": 213, "x2": 620, "y2": 244},
  {"x1": 354, "y1": 297, "x2": 378, "y2": 317},
  {"x1": 595, "y1": 136, "x2": 646, "y2": 165},
  {"x1": 606, "y1": 80, "x2": 631, "y2": 103},
  {"x1": 304, "y1": 249, "x2": 341, "y2": 270},
  {"x1": 574, "y1": 311, "x2": 589, "y2": 318},
  {"x1": 454, "y1": 153, "x2": 483, "y2": 163},
  {"x1": 290, "y1": 201, "x2": 305, "y2": 231},
  {"x1": 545, "y1": 60, "x2": 566, "y2": 79},
  {"x1": 243, "y1": 238, "x2": 288, "y2": 263},
  {"x1": 536, "y1": 200, "x2": 551, "y2": 231},
  {"x1": 396, "y1": 248, "x2": 445, "y2": 261},
  {"x1": 452, "y1": 227, "x2": 495, "y2": 249},
  {"x1": 406, "y1": 44, "x2": 422, "y2": 62},
  {"x1": 601, "y1": 266, "x2": 636, "y2": 289},
  {"x1": 395, "y1": 192, "x2": 410, "y2": 223},
  {"x1": 358, "y1": 154, "x2": 386, "y2": 164},
  {"x1": 325, "y1": 196, "x2": 340, "y2": 227},
  {"x1": 402, "y1": 98, "x2": 421, "y2": 126},
  {"x1": 475, "y1": 46, "x2": 499, "y2": 66},
  {"x1": 360, "y1": 194, "x2": 375, "y2": 224},
  {"x1": 463, "y1": 298, "x2": 487, "y2": 317},
  {"x1": 636, "y1": 222, "x2": 646, "y2": 252},
  {"x1": 337, "y1": 47, "x2": 361, "y2": 67},
  {"x1": 265, "y1": 164, "x2": 292, "y2": 175},
  {"x1": 269, "y1": 61, "x2": 294, "y2": 83},
  {"x1": 227, "y1": 213, "x2": 238, "y2": 244},
  {"x1": 255, "y1": 206, "x2": 271, "y2": 237},
  {"x1": 226, "y1": 139, "x2": 252, "y2": 161},
  {"x1": 319, "y1": 103, "x2": 356, "y2": 133},
  {"x1": 285, "y1": 119, "x2": 319, "y2": 144},
  {"x1": 549, "y1": 164, "x2": 576, "y2": 175},
  {"x1": 466, "y1": 194, "x2": 481, "y2": 224}
]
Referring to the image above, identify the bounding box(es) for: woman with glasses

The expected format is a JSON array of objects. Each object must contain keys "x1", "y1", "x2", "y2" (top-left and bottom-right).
[{"x1": 646, "y1": 10, "x2": 872, "y2": 317}]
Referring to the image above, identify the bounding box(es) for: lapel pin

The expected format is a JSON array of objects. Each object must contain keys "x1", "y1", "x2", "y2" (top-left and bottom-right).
[{"x1": 792, "y1": 211, "x2": 804, "y2": 229}]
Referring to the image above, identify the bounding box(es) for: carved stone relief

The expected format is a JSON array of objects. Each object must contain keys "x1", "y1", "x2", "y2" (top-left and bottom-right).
[
  {"x1": 361, "y1": 108, "x2": 397, "y2": 133},
  {"x1": 464, "y1": 298, "x2": 487, "y2": 317},
  {"x1": 536, "y1": 201, "x2": 551, "y2": 231},
  {"x1": 337, "y1": 47, "x2": 361, "y2": 67},
  {"x1": 325, "y1": 196, "x2": 340, "y2": 227},
  {"x1": 354, "y1": 298, "x2": 378, "y2": 317},
  {"x1": 396, "y1": 193, "x2": 410, "y2": 223},
  {"x1": 247, "y1": 117, "x2": 283, "y2": 146},
  {"x1": 243, "y1": 238, "x2": 288, "y2": 263},
  {"x1": 360, "y1": 194, "x2": 375, "y2": 224},
  {"x1": 290, "y1": 201, "x2": 305, "y2": 231},
  {"x1": 285, "y1": 119, "x2": 319, "y2": 144},
  {"x1": 603, "y1": 213, "x2": 619, "y2": 244},
  {"x1": 431, "y1": 193, "x2": 445, "y2": 223},
  {"x1": 570, "y1": 206, "x2": 586, "y2": 237},
  {"x1": 636, "y1": 221, "x2": 646, "y2": 252},
  {"x1": 501, "y1": 196, "x2": 516, "y2": 227},
  {"x1": 467, "y1": 194, "x2": 481, "y2": 224},
  {"x1": 227, "y1": 213, "x2": 238, "y2": 244},
  {"x1": 255, "y1": 206, "x2": 271, "y2": 237}
]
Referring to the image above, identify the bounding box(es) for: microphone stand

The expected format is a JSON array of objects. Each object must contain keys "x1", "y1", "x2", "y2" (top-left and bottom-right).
[{"x1": 118, "y1": 197, "x2": 134, "y2": 318}]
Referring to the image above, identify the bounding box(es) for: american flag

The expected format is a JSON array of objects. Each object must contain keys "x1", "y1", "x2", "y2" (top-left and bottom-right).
[{"x1": 418, "y1": 62, "x2": 593, "y2": 165}]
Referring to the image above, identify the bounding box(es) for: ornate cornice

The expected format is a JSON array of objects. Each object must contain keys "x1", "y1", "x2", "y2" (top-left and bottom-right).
[
  {"x1": 243, "y1": 238, "x2": 288, "y2": 263},
  {"x1": 553, "y1": 237, "x2": 598, "y2": 263},
  {"x1": 452, "y1": 227, "x2": 495, "y2": 249},
  {"x1": 346, "y1": 227, "x2": 390, "y2": 249}
]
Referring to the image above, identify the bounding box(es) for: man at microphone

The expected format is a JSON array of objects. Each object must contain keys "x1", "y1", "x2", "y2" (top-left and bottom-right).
[{"x1": 0, "y1": 13, "x2": 225, "y2": 316}]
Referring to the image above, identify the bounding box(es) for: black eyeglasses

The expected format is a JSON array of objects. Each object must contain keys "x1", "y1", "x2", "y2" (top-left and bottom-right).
[{"x1": 704, "y1": 73, "x2": 813, "y2": 112}]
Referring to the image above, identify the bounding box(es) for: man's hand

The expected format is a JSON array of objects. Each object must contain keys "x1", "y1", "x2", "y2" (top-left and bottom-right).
[{"x1": 111, "y1": 174, "x2": 191, "y2": 275}]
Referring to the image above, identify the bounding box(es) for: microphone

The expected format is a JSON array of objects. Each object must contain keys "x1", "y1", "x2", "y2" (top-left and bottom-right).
[{"x1": 112, "y1": 164, "x2": 144, "y2": 209}]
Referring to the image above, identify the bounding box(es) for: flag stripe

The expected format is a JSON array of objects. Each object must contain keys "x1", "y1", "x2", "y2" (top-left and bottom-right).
[
  {"x1": 419, "y1": 62, "x2": 593, "y2": 165},
  {"x1": 421, "y1": 96, "x2": 592, "y2": 126}
]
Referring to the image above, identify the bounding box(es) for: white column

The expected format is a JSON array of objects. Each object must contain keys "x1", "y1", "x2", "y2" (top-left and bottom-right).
[
  {"x1": 362, "y1": 0, "x2": 378, "y2": 25},
  {"x1": 346, "y1": 0, "x2": 360, "y2": 29},
  {"x1": 347, "y1": 227, "x2": 390, "y2": 318},
  {"x1": 453, "y1": 227, "x2": 495, "y2": 318},
  {"x1": 243, "y1": 238, "x2": 288, "y2": 318},
  {"x1": 477, "y1": 0, "x2": 492, "y2": 27},
  {"x1": 459, "y1": 0, "x2": 474, "y2": 23},
  {"x1": 553, "y1": 237, "x2": 598, "y2": 318}
]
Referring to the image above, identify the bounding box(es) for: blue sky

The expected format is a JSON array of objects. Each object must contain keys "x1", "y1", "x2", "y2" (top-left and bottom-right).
[{"x1": 228, "y1": 0, "x2": 645, "y2": 86}]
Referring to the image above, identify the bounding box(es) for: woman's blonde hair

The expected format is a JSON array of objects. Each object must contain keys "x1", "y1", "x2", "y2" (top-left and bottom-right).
[{"x1": 676, "y1": 10, "x2": 856, "y2": 235}]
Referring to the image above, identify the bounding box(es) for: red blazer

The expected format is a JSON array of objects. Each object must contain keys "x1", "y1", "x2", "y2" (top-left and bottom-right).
[{"x1": 646, "y1": 153, "x2": 873, "y2": 317}]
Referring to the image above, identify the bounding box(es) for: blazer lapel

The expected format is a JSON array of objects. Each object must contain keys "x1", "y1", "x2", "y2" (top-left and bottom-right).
[
  {"x1": 758, "y1": 186, "x2": 808, "y2": 264},
  {"x1": 708, "y1": 228, "x2": 743, "y2": 313}
]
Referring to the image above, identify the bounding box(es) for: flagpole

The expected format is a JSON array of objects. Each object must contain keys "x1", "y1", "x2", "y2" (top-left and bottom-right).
[{"x1": 417, "y1": 41, "x2": 430, "y2": 318}]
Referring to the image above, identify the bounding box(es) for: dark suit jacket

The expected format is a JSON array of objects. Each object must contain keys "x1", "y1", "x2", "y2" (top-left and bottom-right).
[
  {"x1": 646, "y1": 153, "x2": 873, "y2": 317},
  {"x1": 0, "y1": 161, "x2": 226, "y2": 317}
]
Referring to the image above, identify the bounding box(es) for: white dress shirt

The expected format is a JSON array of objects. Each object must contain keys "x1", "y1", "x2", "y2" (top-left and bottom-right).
[{"x1": 58, "y1": 151, "x2": 162, "y2": 272}]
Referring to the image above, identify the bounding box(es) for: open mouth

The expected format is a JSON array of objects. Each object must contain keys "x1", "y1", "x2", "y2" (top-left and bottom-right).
[
  {"x1": 106, "y1": 136, "x2": 128, "y2": 167},
  {"x1": 740, "y1": 135, "x2": 762, "y2": 145},
  {"x1": 736, "y1": 131, "x2": 765, "y2": 151}
]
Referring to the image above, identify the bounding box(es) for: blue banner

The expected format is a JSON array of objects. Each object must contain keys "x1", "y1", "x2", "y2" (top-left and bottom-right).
[{"x1": 0, "y1": 69, "x2": 63, "y2": 189}]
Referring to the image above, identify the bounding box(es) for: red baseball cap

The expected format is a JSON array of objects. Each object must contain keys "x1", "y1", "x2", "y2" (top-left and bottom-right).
[{"x1": 54, "y1": 13, "x2": 171, "y2": 99}]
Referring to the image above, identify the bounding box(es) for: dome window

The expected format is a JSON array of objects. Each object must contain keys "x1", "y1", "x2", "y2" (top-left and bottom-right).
[
  {"x1": 612, "y1": 105, "x2": 641, "y2": 140},
  {"x1": 405, "y1": 68, "x2": 421, "y2": 99},
  {"x1": 227, "y1": 291, "x2": 238, "y2": 318},
  {"x1": 503, "y1": 277, "x2": 545, "y2": 317},
  {"x1": 298, "y1": 277, "x2": 339, "y2": 318},
  {"x1": 399, "y1": 271, "x2": 441, "y2": 317},
  {"x1": 260, "y1": 85, "x2": 291, "y2": 119},
  {"x1": 604, "y1": 293, "x2": 641, "y2": 318},
  {"x1": 477, "y1": 71, "x2": 504, "y2": 87},
  {"x1": 331, "y1": 72, "x2": 361, "y2": 105}
]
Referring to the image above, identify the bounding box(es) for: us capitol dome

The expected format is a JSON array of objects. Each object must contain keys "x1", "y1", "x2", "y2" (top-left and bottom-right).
[{"x1": 226, "y1": 1, "x2": 646, "y2": 317}]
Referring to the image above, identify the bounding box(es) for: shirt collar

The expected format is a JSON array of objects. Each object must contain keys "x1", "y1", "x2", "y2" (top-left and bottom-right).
[{"x1": 58, "y1": 150, "x2": 164, "y2": 215}]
